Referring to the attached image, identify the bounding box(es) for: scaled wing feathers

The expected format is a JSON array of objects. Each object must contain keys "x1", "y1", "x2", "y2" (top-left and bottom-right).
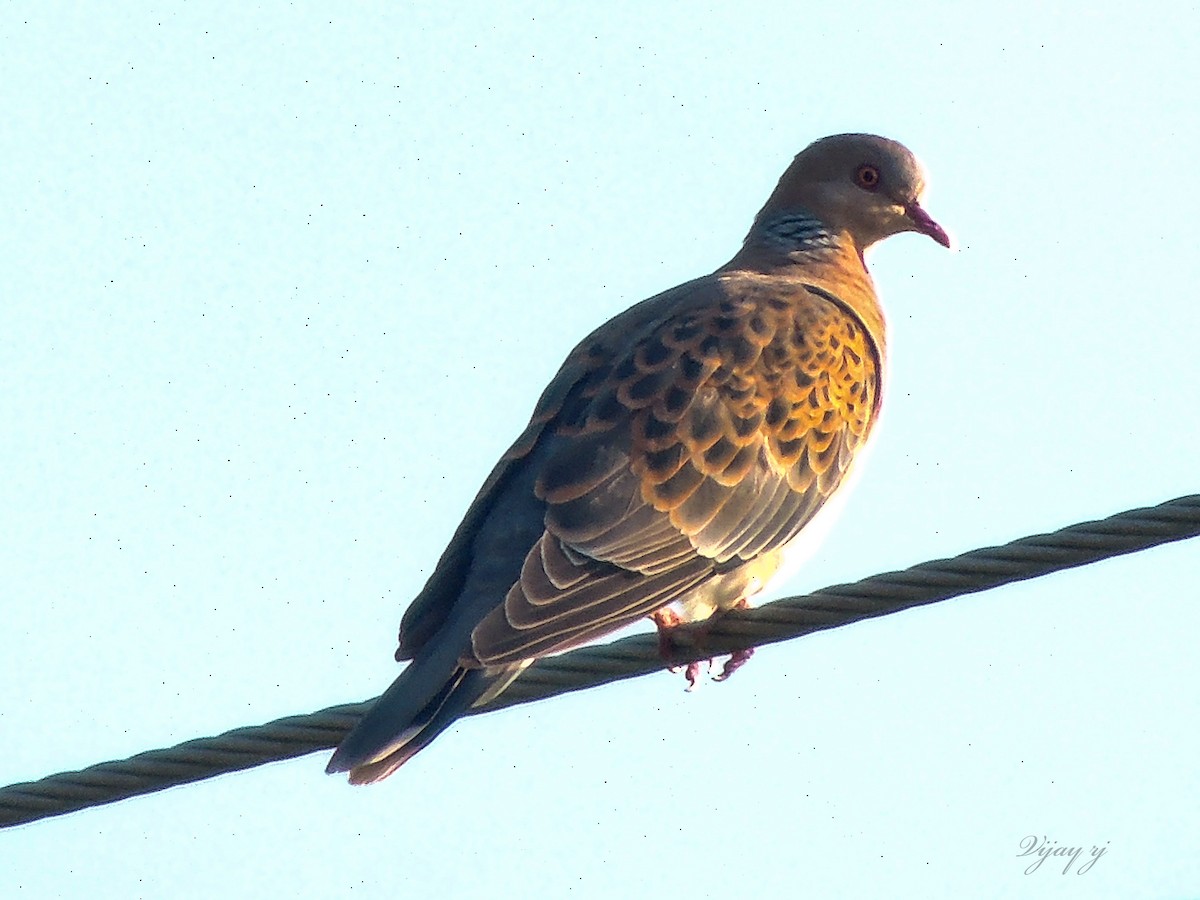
[{"x1": 459, "y1": 279, "x2": 880, "y2": 666}]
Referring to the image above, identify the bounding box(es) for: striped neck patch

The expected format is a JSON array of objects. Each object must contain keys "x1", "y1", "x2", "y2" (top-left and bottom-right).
[{"x1": 763, "y1": 212, "x2": 839, "y2": 253}]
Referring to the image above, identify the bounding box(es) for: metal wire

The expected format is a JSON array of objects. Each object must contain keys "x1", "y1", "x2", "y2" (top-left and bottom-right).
[{"x1": 2, "y1": 494, "x2": 1197, "y2": 828}]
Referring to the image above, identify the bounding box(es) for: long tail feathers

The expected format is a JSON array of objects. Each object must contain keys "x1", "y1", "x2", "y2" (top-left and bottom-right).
[{"x1": 326, "y1": 655, "x2": 490, "y2": 784}]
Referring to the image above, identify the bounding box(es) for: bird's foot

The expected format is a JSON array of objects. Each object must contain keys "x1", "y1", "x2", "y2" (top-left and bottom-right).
[
  {"x1": 651, "y1": 608, "x2": 752, "y2": 690},
  {"x1": 651, "y1": 607, "x2": 686, "y2": 662},
  {"x1": 652, "y1": 609, "x2": 707, "y2": 690},
  {"x1": 713, "y1": 647, "x2": 755, "y2": 681},
  {"x1": 712, "y1": 597, "x2": 755, "y2": 681}
]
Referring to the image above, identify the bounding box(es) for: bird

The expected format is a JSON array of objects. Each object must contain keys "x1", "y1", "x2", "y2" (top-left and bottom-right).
[{"x1": 327, "y1": 133, "x2": 950, "y2": 784}]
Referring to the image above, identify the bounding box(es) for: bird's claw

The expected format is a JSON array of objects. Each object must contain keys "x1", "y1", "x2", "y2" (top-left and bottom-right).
[
  {"x1": 683, "y1": 659, "x2": 708, "y2": 691},
  {"x1": 713, "y1": 647, "x2": 755, "y2": 682}
]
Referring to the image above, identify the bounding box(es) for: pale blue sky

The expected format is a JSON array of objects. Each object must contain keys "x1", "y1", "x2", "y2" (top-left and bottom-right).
[{"x1": 3, "y1": 2, "x2": 1198, "y2": 897}]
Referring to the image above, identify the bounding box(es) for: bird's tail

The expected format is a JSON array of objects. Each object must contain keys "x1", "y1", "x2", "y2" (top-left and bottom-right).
[{"x1": 326, "y1": 646, "x2": 491, "y2": 784}]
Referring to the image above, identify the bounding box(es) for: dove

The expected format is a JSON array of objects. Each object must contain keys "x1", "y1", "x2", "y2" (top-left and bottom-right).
[{"x1": 327, "y1": 133, "x2": 950, "y2": 783}]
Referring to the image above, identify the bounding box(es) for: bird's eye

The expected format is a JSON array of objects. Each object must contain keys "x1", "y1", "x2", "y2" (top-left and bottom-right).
[{"x1": 854, "y1": 164, "x2": 881, "y2": 191}]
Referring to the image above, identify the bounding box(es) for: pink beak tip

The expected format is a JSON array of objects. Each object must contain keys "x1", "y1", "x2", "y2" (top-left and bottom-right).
[{"x1": 906, "y1": 201, "x2": 952, "y2": 249}]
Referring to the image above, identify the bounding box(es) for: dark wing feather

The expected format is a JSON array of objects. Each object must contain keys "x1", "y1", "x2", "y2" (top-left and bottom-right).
[{"x1": 393, "y1": 354, "x2": 594, "y2": 660}]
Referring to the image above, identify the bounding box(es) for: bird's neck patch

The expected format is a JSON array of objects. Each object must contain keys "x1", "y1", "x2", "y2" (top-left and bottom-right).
[{"x1": 762, "y1": 211, "x2": 839, "y2": 255}]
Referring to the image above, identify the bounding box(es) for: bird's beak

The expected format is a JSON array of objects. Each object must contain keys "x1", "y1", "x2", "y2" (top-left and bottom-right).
[{"x1": 904, "y1": 200, "x2": 952, "y2": 249}]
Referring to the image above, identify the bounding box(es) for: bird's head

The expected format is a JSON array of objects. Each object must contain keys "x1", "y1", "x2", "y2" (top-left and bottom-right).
[{"x1": 759, "y1": 133, "x2": 951, "y2": 253}]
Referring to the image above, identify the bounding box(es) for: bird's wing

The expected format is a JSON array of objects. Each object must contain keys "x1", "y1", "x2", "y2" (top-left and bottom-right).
[{"x1": 398, "y1": 276, "x2": 881, "y2": 667}]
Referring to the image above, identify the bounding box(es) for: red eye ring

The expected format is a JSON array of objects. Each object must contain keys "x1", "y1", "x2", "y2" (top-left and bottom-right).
[{"x1": 855, "y1": 164, "x2": 881, "y2": 191}]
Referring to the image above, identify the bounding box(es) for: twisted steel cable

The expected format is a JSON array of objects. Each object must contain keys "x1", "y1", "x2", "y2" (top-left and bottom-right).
[{"x1": 2, "y1": 494, "x2": 1197, "y2": 828}]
